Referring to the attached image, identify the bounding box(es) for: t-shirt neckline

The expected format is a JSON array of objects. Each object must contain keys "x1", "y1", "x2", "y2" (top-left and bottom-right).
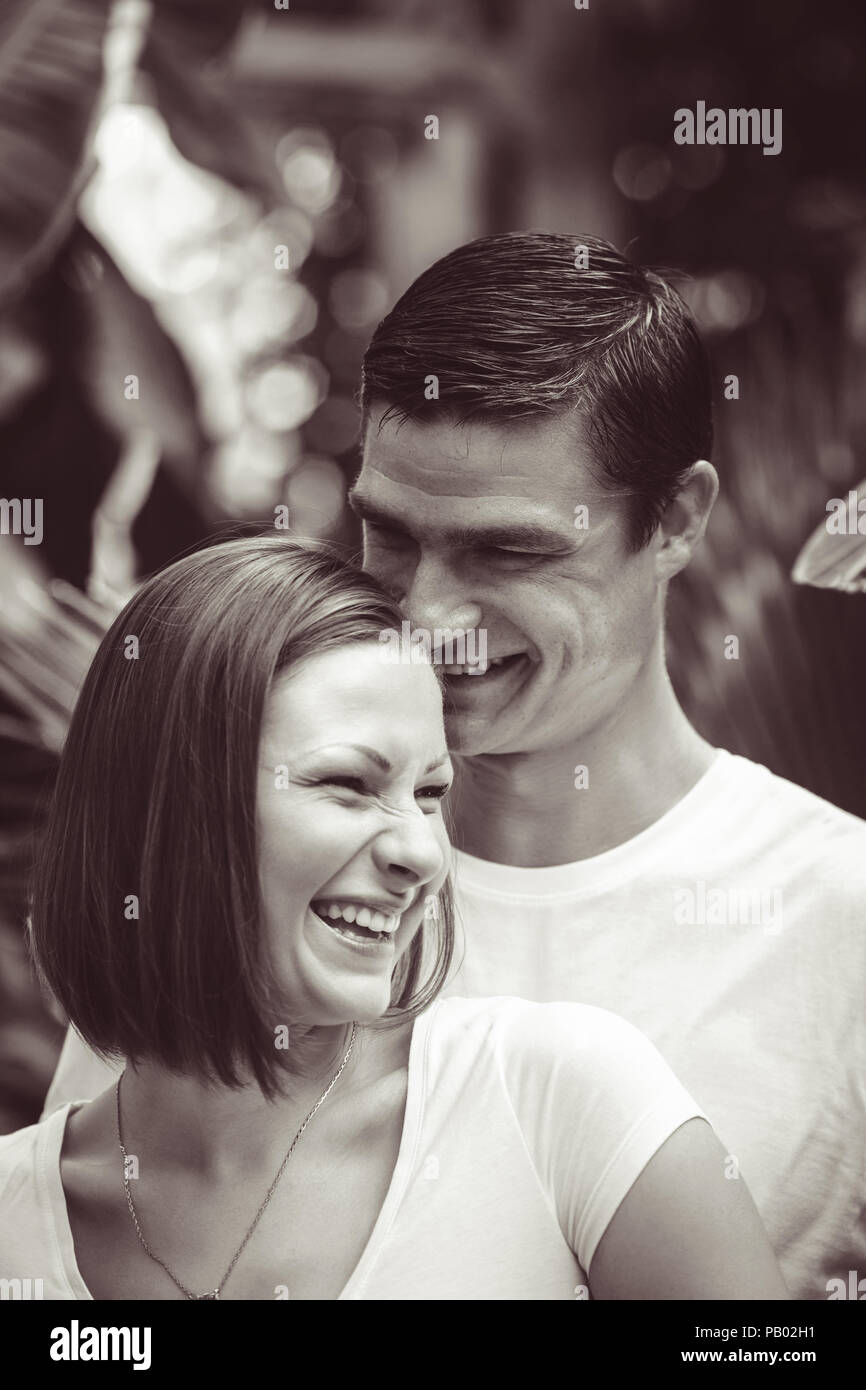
[
  {"x1": 454, "y1": 748, "x2": 739, "y2": 899},
  {"x1": 42, "y1": 1003, "x2": 439, "y2": 1302}
]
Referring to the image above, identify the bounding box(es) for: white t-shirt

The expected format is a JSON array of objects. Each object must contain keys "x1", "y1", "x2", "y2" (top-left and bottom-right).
[
  {"x1": 0, "y1": 997, "x2": 704, "y2": 1300},
  {"x1": 35, "y1": 748, "x2": 866, "y2": 1299},
  {"x1": 443, "y1": 751, "x2": 866, "y2": 1301}
]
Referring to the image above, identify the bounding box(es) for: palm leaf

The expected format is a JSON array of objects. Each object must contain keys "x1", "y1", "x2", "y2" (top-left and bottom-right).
[
  {"x1": 141, "y1": 0, "x2": 284, "y2": 206},
  {"x1": 0, "y1": 0, "x2": 113, "y2": 308},
  {"x1": 791, "y1": 481, "x2": 866, "y2": 592}
]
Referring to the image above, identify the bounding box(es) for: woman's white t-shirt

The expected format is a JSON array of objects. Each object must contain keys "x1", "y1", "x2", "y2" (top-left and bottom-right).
[{"x1": 0, "y1": 997, "x2": 705, "y2": 1300}]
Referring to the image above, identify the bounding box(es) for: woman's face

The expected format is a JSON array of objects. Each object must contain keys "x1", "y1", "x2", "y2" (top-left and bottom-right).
[{"x1": 257, "y1": 640, "x2": 453, "y2": 1026}]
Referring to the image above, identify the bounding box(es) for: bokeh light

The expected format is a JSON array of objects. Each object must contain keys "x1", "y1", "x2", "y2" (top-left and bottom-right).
[
  {"x1": 286, "y1": 457, "x2": 346, "y2": 535},
  {"x1": 328, "y1": 267, "x2": 390, "y2": 331},
  {"x1": 231, "y1": 278, "x2": 318, "y2": 351},
  {"x1": 251, "y1": 207, "x2": 315, "y2": 274},
  {"x1": 613, "y1": 144, "x2": 673, "y2": 202},
  {"x1": 277, "y1": 127, "x2": 342, "y2": 215},
  {"x1": 340, "y1": 125, "x2": 400, "y2": 185},
  {"x1": 244, "y1": 356, "x2": 329, "y2": 432},
  {"x1": 680, "y1": 270, "x2": 766, "y2": 333},
  {"x1": 210, "y1": 426, "x2": 301, "y2": 514}
]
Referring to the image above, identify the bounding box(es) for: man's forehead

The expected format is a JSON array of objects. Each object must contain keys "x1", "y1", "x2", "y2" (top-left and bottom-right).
[{"x1": 358, "y1": 410, "x2": 603, "y2": 503}]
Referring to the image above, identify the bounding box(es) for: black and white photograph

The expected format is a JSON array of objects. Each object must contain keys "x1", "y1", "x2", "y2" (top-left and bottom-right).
[{"x1": 0, "y1": 0, "x2": 864, "y2": 1355}]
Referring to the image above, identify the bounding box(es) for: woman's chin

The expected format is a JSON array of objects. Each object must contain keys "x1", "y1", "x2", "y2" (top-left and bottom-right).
[
  {"x1": 302, "y1": 906, "x2": 401, "y2": 1017},
  {"x1": 270, "y1": 908, "x2": 404, "y2": 1030},
  {"x1": 350, "y1": 994, "x2": 395, "y2": 1025},
  {"x1": 305, "y1": 983, "x2": 393, "y2": 1029}
]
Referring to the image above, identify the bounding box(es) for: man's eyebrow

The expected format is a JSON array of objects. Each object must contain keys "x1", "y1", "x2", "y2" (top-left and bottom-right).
[
  {"x1": 302, "y1": 743, "x2": 451, "y2": 776},
  {"x1": 347, "y1": 488, "x2": 401, "y2": 529},
  {"x1": 347, "y1": 489, "x2": 575, "y2": 552}
]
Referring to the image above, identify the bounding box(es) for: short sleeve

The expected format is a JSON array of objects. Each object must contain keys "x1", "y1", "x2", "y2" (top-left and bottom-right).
[{"x1": 494, "y1": 1000, "x2": 708, "y2": 1275}]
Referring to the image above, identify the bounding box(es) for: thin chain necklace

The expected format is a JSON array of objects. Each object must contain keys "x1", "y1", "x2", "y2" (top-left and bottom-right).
[{"x1": 115, "y1": 1023, "x2": 357, "y2": 1300}]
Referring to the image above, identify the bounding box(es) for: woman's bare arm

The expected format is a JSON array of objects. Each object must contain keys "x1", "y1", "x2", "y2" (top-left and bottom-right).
[{"x1": 588, "y1": 1118, "x2": 790, "y2": 1300}]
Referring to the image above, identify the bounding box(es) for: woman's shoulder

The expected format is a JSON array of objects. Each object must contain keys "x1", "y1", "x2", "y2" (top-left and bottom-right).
[
  {"x1": 420, "y1": 997, "x2": 704, "y2": 1210},
  {"x1": 425, "y1": 995, "x2": 669, "y2": 1083},
  {"x1": 430, "y1": 993, "x2": 654, "y2": 1045}
]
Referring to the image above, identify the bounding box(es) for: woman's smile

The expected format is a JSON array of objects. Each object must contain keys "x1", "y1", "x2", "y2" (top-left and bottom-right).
[{"x1": 306, "y1": 903, "x2": 398, "y2": 958}]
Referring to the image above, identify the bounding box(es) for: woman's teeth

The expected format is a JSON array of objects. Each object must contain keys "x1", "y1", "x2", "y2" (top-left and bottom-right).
[{"x1": 312, "y1": 901, "x2": 400, "y2": 936}]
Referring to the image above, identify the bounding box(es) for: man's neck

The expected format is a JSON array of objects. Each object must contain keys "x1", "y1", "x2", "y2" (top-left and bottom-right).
[{"x1": 451, "y1": 670, "x2": 716, "y2": 868}]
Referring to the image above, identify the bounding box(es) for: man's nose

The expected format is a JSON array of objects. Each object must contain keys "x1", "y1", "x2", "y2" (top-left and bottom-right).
[{"x1": 403, "y1": 553, "x2": 483, "y2": 633}]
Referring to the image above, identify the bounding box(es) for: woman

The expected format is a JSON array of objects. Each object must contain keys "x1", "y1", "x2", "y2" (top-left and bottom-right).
[{"x1": 0, "y1": 537, "x2": 788, "y2": 1299}]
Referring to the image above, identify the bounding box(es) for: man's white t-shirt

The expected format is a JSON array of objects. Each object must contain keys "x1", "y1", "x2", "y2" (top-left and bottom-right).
[
  {"x1": 444, "y1": 750, "x2": 866, "y2": 1301},
  {"x1": 0, "y1": 998, "x2": 705, "y2": 1300},
  {"x1": 35, "y1": 749, "x2": 866, "y2": 1299}
]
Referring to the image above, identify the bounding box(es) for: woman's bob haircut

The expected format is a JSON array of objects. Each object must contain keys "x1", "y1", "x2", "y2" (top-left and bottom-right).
[{"x1": 30, "y1": 536, "x2": 456, "y2": 1096}]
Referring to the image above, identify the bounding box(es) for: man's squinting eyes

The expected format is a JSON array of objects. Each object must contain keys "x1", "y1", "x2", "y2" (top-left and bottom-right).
[
  {"x1": 352, "y1": 489, "x2": 576, "y2": 558},
  {"x1": 365, "y1": 522, "x2": 572, "y2": 566}
]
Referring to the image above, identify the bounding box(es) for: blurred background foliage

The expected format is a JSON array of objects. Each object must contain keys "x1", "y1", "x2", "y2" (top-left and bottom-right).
[{"x1": 1, "y1": 0, "x2": 865, "y2": 1129}]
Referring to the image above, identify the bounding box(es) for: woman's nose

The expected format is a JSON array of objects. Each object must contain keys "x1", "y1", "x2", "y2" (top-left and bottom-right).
[{"x1": 372, "y1": 809, "x2": 446, "y2": 889}]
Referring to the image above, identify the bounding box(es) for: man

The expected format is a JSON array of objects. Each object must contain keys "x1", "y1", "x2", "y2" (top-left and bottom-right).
[{"x1": 43, "y1": 232, "x2": 865, "y2": 1299}]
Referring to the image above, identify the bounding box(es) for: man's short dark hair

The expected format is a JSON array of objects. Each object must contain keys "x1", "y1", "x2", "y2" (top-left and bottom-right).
[
  {"x1": 360, "y1": 231, "x2": 713, "y2": 549},
  {"x1": 29, "y1": 537, "x2": 455, "y2": 1096}
]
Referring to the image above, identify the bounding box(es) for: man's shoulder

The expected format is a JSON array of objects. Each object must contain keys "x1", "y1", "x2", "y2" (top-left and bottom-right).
[
  {"x1": 0, "y1": 1116, "x2": 41, "y2": 1166},
  {"x1": 0, "y1": 1112, "x2": 58, "y2": 1192},
  {"x1": 0, "y1": 1115, "x2": 54, "y2": 1242},
  {"x1": 0, "y1": 1111, "x2": 71, "y2": 1285},
  {"x1": 718, "y1": 750, "x2": 866, "y2": 852}
]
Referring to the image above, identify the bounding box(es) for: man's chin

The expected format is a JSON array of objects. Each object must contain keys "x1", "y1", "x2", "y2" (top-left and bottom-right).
[
  {"x1": 440, "y1": 654, "x2": 536, "y2": 752},
  {"x1": 443, "y1": 707, "x2": 510, "y2": 756}
]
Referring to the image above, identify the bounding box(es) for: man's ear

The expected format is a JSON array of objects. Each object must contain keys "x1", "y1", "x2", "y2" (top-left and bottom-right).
[{"x1": 653, "y1": 460, "x2": 718, "y2": 581}]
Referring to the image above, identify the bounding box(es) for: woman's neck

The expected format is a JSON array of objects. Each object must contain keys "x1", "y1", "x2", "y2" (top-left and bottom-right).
[{"x1": 103, "y1": 1022, "x2": 408, "y2": 1181}]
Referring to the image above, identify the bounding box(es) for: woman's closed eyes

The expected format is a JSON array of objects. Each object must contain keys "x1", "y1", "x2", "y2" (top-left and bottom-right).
[{"x1": 317, "y1": 775, "x2": 451, "y2": 811}]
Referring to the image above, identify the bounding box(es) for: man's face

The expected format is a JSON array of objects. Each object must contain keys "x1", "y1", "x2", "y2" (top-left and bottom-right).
[{"x1": 351, "y1": 408, "x2": 665, "y2": 757}]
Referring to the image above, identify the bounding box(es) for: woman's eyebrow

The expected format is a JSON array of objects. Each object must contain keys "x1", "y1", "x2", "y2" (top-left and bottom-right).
[{"x1": 302, "y1": 743, "x2": 451, "y2": 776}]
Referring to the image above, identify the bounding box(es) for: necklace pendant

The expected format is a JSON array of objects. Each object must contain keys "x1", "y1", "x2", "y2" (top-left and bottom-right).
[{"x1": 192, "y1": 1289, "x2": 220, "y2": 1300}]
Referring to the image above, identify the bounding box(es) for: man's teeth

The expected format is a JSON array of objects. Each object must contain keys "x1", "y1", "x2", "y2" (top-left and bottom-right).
[
  {"x1": 442, "y1": 656, "x2": 509, "y2": 676},
  {"x1": 314, "y1": 902, "x2": 400, "y2": 934}
]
